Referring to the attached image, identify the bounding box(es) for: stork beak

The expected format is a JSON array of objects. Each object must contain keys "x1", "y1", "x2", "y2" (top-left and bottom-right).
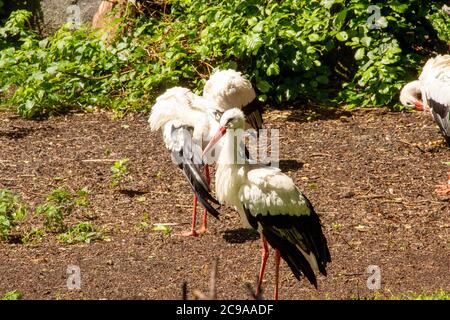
[
  {"x1": 202, "y1": 127, "x2": 227, "y2": 157},
  {"x1": 413, "y1": 100, "x2": 424, "y2": 111}
]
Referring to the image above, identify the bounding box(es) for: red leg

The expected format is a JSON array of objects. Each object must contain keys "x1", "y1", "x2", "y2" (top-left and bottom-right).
[
  {"x1": 197, "y1": 208, "x2": 208, "y2": 235},
  {"x1": 177, "y1": 195, "x2": 199, "y2": 237},
  {"x1": 256, "y1": 236, "x2": 269, "y2": 299},
  {"x1": 435, "y1": 172, "x2": 450, "y2": 197},
  {"x1": 274, "y1": 249, "x2": 281, "y2": 300},
  {"x1": 197, "y1": 165, "x2": 210, "y2": 235}
]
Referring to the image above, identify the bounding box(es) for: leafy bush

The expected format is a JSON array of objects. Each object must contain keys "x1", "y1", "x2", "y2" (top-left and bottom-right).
[
  {"x1": 57, "y1": 221, "x2": 106, "y2": 244},
  {"x1": 1, "y1": 290, "x2": 23, "y2": 300},
  {"x1": 110, "y1": 158, "x2": 130, "y2": 187},
  {"x1": 0, "y1": 1, "x2": 449, "y2": 117},
  {"x1": 35, "y1": 187, "x2": 90, "y2": 232},
  {"x1": 0, "y1": 189, "x2": 26, "y2": 241}
]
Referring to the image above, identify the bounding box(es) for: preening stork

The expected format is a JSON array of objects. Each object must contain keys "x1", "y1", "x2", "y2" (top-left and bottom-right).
[
  {"x1": 149, "y1": 70, "x2": 264, "y2": 236},
  {"x1": 149, "y1": 86, "x2": 221, "y2": 237},
  {"x1": 202, "y1": 109, "x2": 331, "y2": 299},
  {"x1": 400, "y1": 54, "x2": 450, "y2": 195},
  {"x1": 203, "y1": 69, "x2": 264, "y2": 131}
]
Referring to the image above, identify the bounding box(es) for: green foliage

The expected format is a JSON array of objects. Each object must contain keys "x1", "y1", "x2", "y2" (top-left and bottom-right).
[
  {"x1": 2, "y1": 290, "x2": 23, "y2": 300},
  {"x1": 0, "y1": 189, "x2": 26, "y2": 241},
  {"x1": 403, "y1": 290, "x2": 450, "y2": 300},
  {"x1": 152, "y1": 223, "x2": 173, "y2": 236},
  {"x1": 0, "y1": 1, "x2": 449, "y2": 116},
  {"x1": 21, "y1": 227, "x2": 45, "y2": 245},
  {"x1": 57, "y1": 221, "x2": 105, "y2": 244},
  {"x1": 35, "y1": 187, "x2": 90, "y2": 232},
  {"x1": 110, "y1": 158, "x2": 130, "y2": 187},
  {"x1": 360, "y1": 289, "x2": 450, "y2": 300}
]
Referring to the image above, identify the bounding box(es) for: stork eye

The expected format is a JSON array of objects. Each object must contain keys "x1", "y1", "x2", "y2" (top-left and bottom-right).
[
  {"x1": 214, "y1": 111, "x2": 223, "y2": 121},
  {"x1": 224, "y1": 118, "x2": 233, "y2": 127}
]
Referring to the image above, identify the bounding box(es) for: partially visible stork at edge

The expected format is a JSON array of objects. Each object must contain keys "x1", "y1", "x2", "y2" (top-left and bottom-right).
[{"x1": 400, "y1": 54, "x2": 450, "y2": 196}]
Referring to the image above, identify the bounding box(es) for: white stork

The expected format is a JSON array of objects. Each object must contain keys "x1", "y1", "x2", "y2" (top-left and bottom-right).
[
  {"x1": 400, "y1": 54, "x2": 450, "y2": 195},
  {"x1": 149, "y1": 70, "x2": 264, "y2": 236},
  {"x1": 202, "y1": 109, "x2": 331, "y2": 299}
]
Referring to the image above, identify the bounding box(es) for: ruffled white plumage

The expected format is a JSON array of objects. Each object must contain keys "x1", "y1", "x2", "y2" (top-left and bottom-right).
[{"x1": 203, "y1": 69, "x2": 256, "y2": 110}]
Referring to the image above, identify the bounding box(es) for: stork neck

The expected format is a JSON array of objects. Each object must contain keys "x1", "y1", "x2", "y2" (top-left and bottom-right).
[{"x1": 217, "y1": 129, "x2": 248, "y2": 171}]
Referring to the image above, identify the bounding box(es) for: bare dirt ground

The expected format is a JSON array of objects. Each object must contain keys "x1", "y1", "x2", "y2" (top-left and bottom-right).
[{"x1": 0, "y1": 107, "x2": 449, "y2": 300}]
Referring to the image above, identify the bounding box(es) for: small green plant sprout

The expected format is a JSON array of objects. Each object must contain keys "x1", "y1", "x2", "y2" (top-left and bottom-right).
[
  {"x1": 307, "y1": 182, "x2": 318, "y2": 190},
  {"x1": 155, "y1": 171, "x2": 162, "y2": 180},
  {"x1": 405, "y1": 290, "x2": 450, "y2": 300},
  {"x1": 135, "y1": 212, "x2": 150, "y2": 231},
  {"x1": 74, "y1": 188, "x2": 90, "y2": 207},
  {"x1": 2, "y1": 290, "x2": 23, "y2": 300},
  {"x1": 152, "y1": 223, "x2": 175, "y2": 236},
  {"x1": 110, "y1": 158, "x2": 130, "y2": 188},
  {"x1": 21, "y1": 228, "x2": 45, "y2": 245},
  {"x1": 35, "y1": 203, "x2": 65, "y2": 232},
  {"x1": 36, "y1": 187, "x2": 91, "y2": 232},
  {"x1": 57, "y1": 222, "x2": 106, "y2": 244},
  {"x1": 0, "y1": 189, "x2": 27, "y2": 241},
  {"x1": 331, "y1": 222, "x2": 342, "y2": 232}
]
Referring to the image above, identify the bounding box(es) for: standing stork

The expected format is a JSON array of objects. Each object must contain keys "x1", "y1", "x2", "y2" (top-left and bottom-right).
[
  {"x1": 202, "y1": 109, "x2": 331, "y2": 299},
  {"x1": 149, "y1": 87, "x2": 221, "y2": 236},
  {"x1": 149, "y1": 70, "x2": 264, "y2": 236},
  {"x1": 400, "y1": 54, "x2": 450, "y2": 196}
]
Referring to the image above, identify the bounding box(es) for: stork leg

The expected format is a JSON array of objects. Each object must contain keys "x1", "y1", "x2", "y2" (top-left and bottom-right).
[
  {"x1": 435, "y1": 172, "x2": 450, "y2": 197},
  {"x1": 255, "y1": 235, "x2": 269, "y2": 299},
  {"x1": 197, "y1": 165, "x2": 210, "y2": 235},
  {"x1": 274, "y1": 249, "x2": 281, "y2": 300},
  {"x1": 177, "y1": 195, "x2": 199, "y2": 237}
]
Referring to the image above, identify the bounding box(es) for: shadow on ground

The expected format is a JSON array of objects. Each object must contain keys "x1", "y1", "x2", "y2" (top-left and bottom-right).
[{"x1": 222, "y1": 228, "x2": 260, "y2": 244}]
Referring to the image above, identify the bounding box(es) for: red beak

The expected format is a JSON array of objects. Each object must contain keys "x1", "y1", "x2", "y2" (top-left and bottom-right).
[
  {"x1": 202, "y1": 127, "x2": 227, "y2": 157},
  {"x1": 414, "y1": 100, "x2": 424, "y2": 111}
]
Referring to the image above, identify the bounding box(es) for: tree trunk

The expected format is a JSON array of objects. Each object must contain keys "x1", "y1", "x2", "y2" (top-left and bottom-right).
[{"x1": 92, "y1": 0, "x2": 128, "y2": 37}]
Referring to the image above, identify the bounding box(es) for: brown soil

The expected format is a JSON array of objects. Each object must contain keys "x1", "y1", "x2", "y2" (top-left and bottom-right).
[{"x1": 0, "y1": 108, "x2": 449, "y2": 300}]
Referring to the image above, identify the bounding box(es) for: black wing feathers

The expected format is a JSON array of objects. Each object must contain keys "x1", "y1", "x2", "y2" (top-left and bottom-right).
[
  {"x1": 243, "y1": 196, "x2": 330, "y2": 287},
  {"x1": 429, "y1": 98, "x2": 450, "y2": 146},
  {"x1": 242, "y1": 99, "x2": 264, "y2": 132},
  {"x1": 170, "y1": 125, "x2": 220, "y2": 219}
]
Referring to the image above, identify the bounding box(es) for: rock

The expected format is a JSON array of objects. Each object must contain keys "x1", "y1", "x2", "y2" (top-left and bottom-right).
[{"x1": 3, "y1": 0, "x2": 103, "y2": 36}]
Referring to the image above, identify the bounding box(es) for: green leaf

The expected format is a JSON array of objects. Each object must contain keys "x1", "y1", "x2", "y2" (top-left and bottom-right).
[
  {"x1": 336, "y1": 31, "x2": 348, "y2": 41},
  {"x1": 256, "y1": 79, "x2": 271, "y2": 93},
  {"x1": 334, "y1": 9, "x2": 348, "y2": 30},
  {"x1": 308, "y1": 33, "x2": 320, "y2": 42},
  {"x1": 354, "y1": 48, "x2": 365, "y2": 60},
  {"x1": 244, "y1": 33, "x2": 263, "y2": 54},
  {"x1": 360, "y1": 36, "x2": 372, "y2": 47},
  {"x1": 267, "y1": 63, "x2": 280, "y2": 76}
]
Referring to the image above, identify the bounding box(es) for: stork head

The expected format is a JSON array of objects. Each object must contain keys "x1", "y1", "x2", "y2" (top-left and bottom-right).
[
  {"x1": 203, "y1": 69, "x2": 256, "y2": 110},
  {"x1": 399, "y1": 81, "x2": 424, "y2": 110},
  {"x1": 202, "y1": 108, "x2": 245, "y2": 156}
]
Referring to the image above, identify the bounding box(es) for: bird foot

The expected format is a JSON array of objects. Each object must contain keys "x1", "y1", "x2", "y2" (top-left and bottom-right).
[
  {"x1": 176, "y1": 228, "x2": 208, "y2": 237},
  {"x1": 196, "y1": 226, "x2": 208, "y2": 235},
  {"x1": 176, "y1": 230, "x2": 200, "y2": 237},
  {"x1": 435, "y1": 184, "x2": 450, "y2": 197},
  {"x1": 435, "y1": 173, "x2": 450, "y2": 197}
]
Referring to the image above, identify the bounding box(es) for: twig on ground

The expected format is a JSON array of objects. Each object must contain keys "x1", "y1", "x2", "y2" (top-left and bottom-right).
[{"x1": 183, "y1": 258, "x2": 219, "y2": 300}]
